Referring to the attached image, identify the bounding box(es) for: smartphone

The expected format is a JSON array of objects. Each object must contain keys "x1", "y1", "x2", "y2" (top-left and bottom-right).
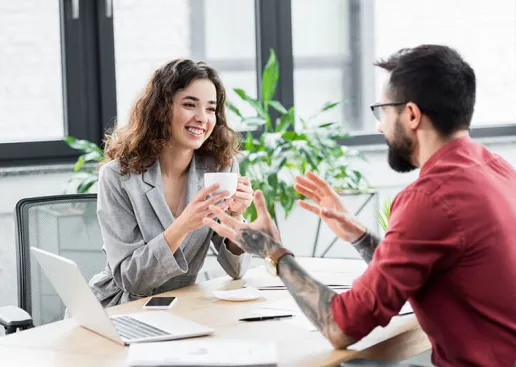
[{"x1": 142, "y1": 296, "x2": 177, "y2": 310}]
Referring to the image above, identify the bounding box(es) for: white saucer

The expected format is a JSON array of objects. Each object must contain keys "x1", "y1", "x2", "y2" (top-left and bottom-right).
[{"x1": 212, "y1": 287, "x2": 263, "y2": 302}]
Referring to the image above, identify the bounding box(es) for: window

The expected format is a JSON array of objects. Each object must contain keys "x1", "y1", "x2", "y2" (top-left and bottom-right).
[
  {"x1": 0, "y1": 1, "x2": 64, "y2": 144},
  {"x1": 374, "y1": 0, "x2": 516, "y2": 128},
  {"x1": 0, "y1": 0, "x2": 115, "y2": 166},
  {"x1": 290, "y1": 0, "x2": 516, "y2": 142},
  {"x1": 291, "y1": 0, "x2": 352, "y2": 130},
  {"x1": 2, "y1": 0, "x2": 515, "y2": 167},
  {"x1": 112, "y1": 0, "x2": 257, "y2": 130}
]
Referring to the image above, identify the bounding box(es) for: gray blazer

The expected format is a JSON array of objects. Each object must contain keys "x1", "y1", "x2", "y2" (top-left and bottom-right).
[{"x1": 89, "y1": 153, "x2": 252, "y2": 307}]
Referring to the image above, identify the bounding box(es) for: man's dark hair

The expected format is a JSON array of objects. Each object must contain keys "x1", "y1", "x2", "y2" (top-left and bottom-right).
[{"x1": 375, "y1": 44, "x2": 476, "y2": 136}]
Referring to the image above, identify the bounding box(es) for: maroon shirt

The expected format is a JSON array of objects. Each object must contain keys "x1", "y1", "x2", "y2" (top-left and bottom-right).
[{"x1": 332, "y1": 136, "x2": 516, "y2": 366}]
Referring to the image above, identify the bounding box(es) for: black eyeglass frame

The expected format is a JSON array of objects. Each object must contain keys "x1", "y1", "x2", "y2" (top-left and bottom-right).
[{"x1": 369, "y1": 102, "x2": 409, "y2": 121}]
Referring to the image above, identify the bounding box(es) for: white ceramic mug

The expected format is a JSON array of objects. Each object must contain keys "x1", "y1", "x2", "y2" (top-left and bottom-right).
[{"x1": 204, "y1": 172, "x2": 238, "y2": 199}]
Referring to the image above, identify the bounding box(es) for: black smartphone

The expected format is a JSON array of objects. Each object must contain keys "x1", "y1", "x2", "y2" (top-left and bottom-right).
[{"x1": 142, "y1": 296, "x2": 177, "y2": 310}]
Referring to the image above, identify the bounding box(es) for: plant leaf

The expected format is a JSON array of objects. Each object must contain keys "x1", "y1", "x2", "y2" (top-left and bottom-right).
[
  {"x1": 276, "y1": 107, "x2": 295, "y2": 133},
  {"x1": 239, "y1": 156, "x2": 250, "y2": 176},
  {"x1": 261, "y1": 49, "x2": 279, "y2": 107},
  {"x1": 300, "y1": 148, "x2": 318, "y2": 170},
  {"x1": 241, "y1": 116, "x2": 266, "y2": 127},
  {"x1": 244, "y1": 132, "x2": 254, "y2": 151},
  {"x1": 268, "y1": 100, "x2": 287, "y2": 115},
  {"x1": 74, "y1": 155, "x2": 86, "y2": 172},
  {"x1": 64, "y1": 136, "x2": 103, "y2": 155},
  {"x1": 83, "y1": 150, "x2": 103, "y2": 162},
  {"x1": 226, "y1": 101, "x2": 243, "y2": 118},
  {"x1": 234, "y1": 89, "x2": 266, "y2": 118},
  {"x1": 320, "y1": 101, "x2": 340, "y2": 112},
  {"x1": 245, "y1": 202, "x2": 258, "y2": 222},
  {"x1": 317, "y1": 122, "x2": 336, "y2": 128},
  {"x1": 76, "y1": 175, "x2": 99, "y2": 193}
]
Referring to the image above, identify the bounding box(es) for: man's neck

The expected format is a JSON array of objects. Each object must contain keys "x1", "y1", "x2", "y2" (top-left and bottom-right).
[
  {"x1": 159, "y1": 144, "x2": 194, "y2": 178},
  {"x1": 416, "y1": 130, "x2": 468, "y2": 168}
]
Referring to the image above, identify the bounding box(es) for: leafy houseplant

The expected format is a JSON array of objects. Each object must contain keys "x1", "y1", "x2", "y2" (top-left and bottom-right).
[
  {"x1": 63, "y1": 136, "x2": 104, "y2": 193},
  {"x1": 228, "y1": 49, "x2": 369, "y2": 222},
  {"x1": 376, "y1": 197, "x2": 393, "y2": 232},
  {"x1": 64, "y1": 49, "x2": 370, "y2": 223}
]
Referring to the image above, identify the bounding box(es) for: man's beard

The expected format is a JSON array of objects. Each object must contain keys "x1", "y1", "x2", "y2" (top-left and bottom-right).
[{"x1": 386, "y1": 119, "x2": 417, "y2": 173}]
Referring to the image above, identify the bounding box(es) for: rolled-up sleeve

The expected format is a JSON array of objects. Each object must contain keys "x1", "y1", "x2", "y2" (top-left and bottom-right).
[
  {"x1": 331, "y1": 189, "x2": 464, "y2": 340},
  {"x1": 97, "y1": 165, "x2": 188, "y2": 296},
  {"x1": 215, "y1": 238, "x2": 252, "y2": 279}
]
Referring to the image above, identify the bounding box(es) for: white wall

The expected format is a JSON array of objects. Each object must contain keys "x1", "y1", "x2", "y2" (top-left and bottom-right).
[{"x1": 2, "y1": 137, "x2": 515, "y2": 308}]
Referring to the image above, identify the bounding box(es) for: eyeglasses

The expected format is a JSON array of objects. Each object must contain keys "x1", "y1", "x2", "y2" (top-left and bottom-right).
[{"x1": 369, "y1": 102, "x2": 408, "y2": 122}]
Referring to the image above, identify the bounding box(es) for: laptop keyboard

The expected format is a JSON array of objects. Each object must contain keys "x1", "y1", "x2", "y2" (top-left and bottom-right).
[{"x1": 110, "y1": 316, "x2": 171, "y2": 341}]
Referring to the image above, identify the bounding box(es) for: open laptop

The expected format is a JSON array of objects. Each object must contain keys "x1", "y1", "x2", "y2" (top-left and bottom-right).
[{"x1": 30, "y1": 247, "x2": 214, "y2": 345}]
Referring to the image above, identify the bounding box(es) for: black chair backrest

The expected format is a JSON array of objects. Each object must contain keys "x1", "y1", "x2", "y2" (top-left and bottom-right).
[{"x1": 14, "y1": 194, "x2": 105, "y2": 326}]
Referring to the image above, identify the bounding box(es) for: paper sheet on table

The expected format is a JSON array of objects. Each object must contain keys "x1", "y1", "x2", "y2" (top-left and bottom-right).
[
  {"x1": 346, "y1": 313, "x2": 415, "y2": 351},
  {"x1": 127, "y1": 339, "x2": 278, "y2": 366},
  {"x1": 245, "y1": 271, "x2": 357, "y2": 289},
  {"x1": 256, "y1": 297, "x2": 414, "y2": 332}
]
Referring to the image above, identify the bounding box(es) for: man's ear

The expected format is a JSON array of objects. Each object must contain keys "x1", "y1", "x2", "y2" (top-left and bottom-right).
[{"x1": 405, "y1": 102, "x2": 422, "y2": 130}]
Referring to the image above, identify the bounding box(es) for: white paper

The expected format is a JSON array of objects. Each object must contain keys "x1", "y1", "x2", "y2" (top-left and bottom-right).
[
  {"x1": 399, "y1": 302, "x2": 413, "y2": 315},
  {"x1": 347, "y1": 314, "x2": 414, "y2": 351},
  {"x1": 254, "y1": 298, "x2": 318, "y2": 331},
  {"x1": 245, "y1": 271, "x2": 357, "y2": 289},
  {"x1": 127, "y1": 339, "x2": 277, "y2": 366},
  {"x1": 256, "y1": 298, "x2": 413, "y2": 332},
  {"x1": 212, "y1": 287, "x2": 263, "y2": 301},
  {"x1": 284, "y1": 313, "x2": 319, "y2": 332}
]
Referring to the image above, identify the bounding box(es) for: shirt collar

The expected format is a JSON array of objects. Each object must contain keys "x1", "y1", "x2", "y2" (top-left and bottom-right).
[{"x1": 420, "y1": 135, "x2": 471, "y2": 176}]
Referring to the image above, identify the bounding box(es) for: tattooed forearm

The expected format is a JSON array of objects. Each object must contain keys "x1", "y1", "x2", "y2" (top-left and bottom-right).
[
  {"x1": 351, "y1": 231, "x2": 381, "y2": 264},
  {"x1": 237, "y1": 228, "x2": 281, "y2": 258},
  {"x1": 278, "y1": 255, "x2": 355, "y2": 349}
]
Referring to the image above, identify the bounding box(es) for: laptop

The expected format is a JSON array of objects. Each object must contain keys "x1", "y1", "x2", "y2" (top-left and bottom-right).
[{"x1": 30, "y1": 247, "x2": 214, "y2": 345}]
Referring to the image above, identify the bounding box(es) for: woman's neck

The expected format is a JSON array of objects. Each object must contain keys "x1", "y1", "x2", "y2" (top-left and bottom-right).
[{"x1": 159, "y1": 144, "x2": 194, "y2": 178}]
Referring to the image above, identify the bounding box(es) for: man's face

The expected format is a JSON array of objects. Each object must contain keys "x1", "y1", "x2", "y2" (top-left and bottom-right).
[{"x1": 377, "y1": 86, "x2": 417, "y2": 173}]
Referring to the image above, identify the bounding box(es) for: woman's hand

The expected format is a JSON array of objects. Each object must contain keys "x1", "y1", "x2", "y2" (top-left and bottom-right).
[
  {"x1": 165, "y1": 184, "x2": 232, "y2": 248},
  {"x1": 227, "y1": 176, "x2": 254, "y2": 218},
  {"x1": 203, "y1": 190, "x2": 282, "y2": 258}
]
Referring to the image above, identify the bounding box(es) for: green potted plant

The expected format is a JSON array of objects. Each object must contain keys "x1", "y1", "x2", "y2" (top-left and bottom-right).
[
  {"x1": 63, "y1": 49, "x2": 370, "y2": 226},
  {"x1": 228, "y1": 49, "x2": 369, "y2": 223},
  {"x1": 376, "y1": 197, "x2": 393, "y2": 233},
  {"x1": 63, "y1": 136, "x2": 104, "y2": 193}
]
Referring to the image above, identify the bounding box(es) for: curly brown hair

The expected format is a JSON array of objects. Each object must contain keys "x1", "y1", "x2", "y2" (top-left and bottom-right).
[{"x1": 103, "y1": 59, "x2": 240, "y2": 174}]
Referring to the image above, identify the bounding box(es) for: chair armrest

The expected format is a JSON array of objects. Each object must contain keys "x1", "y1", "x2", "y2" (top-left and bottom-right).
[{"x1": 0, "y1": 306, "x2": 33, "y2": 333}]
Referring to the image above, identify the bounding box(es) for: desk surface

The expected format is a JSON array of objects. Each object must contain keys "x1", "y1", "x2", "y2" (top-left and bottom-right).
[{"x1": 0, "y1": 258, "x2": 430, "y2": 366}]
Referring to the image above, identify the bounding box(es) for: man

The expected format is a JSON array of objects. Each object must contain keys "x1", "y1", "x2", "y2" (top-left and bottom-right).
[{"x1": 204, "y1": 45, "x2": 516, "y2": 366}]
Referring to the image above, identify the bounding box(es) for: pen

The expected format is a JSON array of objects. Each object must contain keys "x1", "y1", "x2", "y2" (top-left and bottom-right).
[{"x1": 239, "y1": 314, "x2": 293, "y2": 322}]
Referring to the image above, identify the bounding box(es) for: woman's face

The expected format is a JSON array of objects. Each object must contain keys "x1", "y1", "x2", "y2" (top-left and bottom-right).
[{"x1": 169, "y1": 78, "x2": 217, "y2": 150}]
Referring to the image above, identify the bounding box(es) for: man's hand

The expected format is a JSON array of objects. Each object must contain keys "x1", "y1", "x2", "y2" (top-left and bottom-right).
[
  {"x1": 294, "y1": 171, "x2": 365, "y2": 243},
  {"x1": 204, "y1": 187, "x2": 355, "y2": 349},
  {"x1": 203, "y1": 190, "x2": 281, "y2": 259}
]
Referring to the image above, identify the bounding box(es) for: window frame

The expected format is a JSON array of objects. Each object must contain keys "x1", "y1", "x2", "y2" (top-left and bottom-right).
[
  {"x1": 0, "y1": 0, "x2": 116, "y2": 167},
  {"x1": 2, "y1": 0, "x2": 515, "y2": 168}
]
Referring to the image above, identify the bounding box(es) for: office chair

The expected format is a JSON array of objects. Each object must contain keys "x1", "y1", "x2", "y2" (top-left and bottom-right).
[{"x1": 0, "y1": 194, "x2": 105, "y2": 334}]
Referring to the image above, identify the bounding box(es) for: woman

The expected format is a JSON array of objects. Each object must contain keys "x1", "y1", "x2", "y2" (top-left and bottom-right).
[{"x1": 89, "y1": 59, "x2": 254, "y2": 307}]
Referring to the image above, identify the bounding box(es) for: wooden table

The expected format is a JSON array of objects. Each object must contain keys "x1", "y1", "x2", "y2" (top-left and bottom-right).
[{"x1": 0, "y1": 258, "x2": 431, "y2": 366}]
